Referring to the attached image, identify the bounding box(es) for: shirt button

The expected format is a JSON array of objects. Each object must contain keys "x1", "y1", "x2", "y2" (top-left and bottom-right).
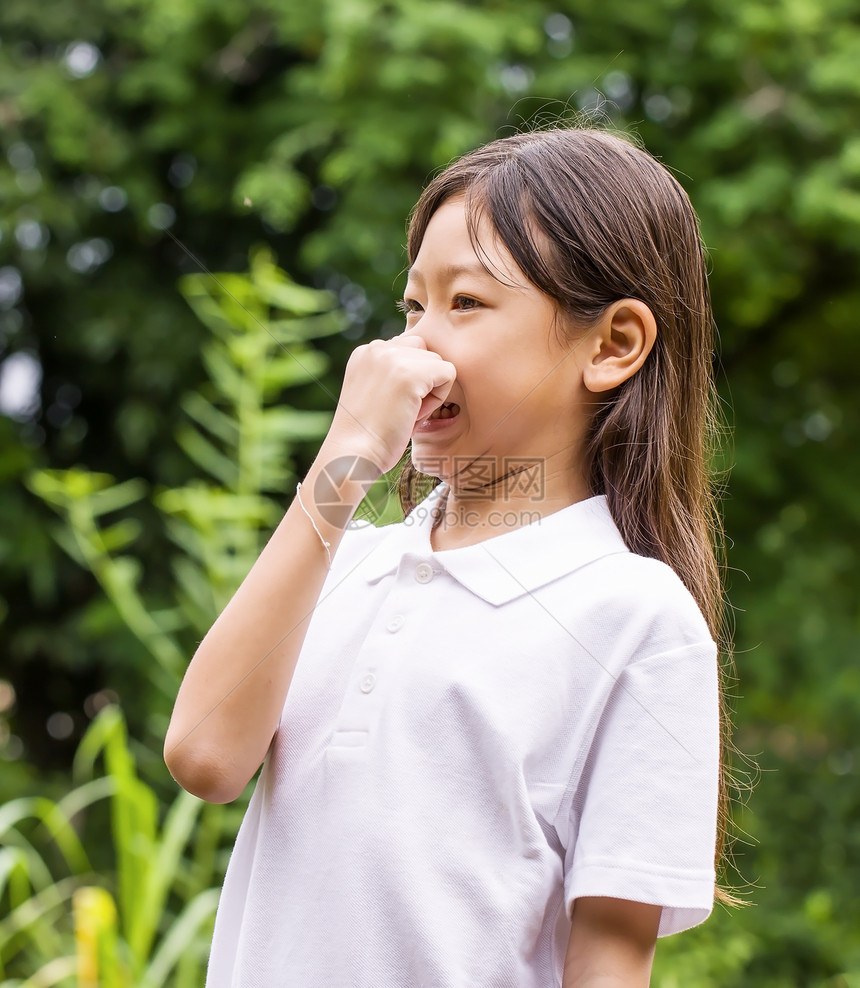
[
  {"x1": 414, "y1": 562, "x2": 434, "y2": 584},
  {"x1": 386, "y1": 615, "x2": 404, "y2": 633},
  {"x1": 359, "y1": 673, "x2": 376, "y2": 694}
]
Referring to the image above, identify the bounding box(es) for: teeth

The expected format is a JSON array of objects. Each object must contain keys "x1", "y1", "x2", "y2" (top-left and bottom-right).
[{"x1": 428, "y1": 402, "x2": 459, "y2": 421}]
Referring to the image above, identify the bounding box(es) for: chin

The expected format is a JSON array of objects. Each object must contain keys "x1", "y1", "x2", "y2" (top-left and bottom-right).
[{"x1": 410, "y1": 446, "x2": 452, "y2": 480}]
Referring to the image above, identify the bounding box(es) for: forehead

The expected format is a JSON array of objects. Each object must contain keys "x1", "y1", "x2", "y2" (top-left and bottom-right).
[{"x1": 407, "y1": 198, "x2": 524, "y2": 288}]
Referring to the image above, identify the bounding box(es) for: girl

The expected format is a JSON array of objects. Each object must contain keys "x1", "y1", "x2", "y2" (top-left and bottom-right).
[{"x1": 165, "y1": 126, "x2": 730, "y2": 987}]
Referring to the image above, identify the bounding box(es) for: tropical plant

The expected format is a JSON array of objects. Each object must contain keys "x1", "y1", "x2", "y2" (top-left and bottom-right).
[{"x1": 0, "y1": 704, "x2": 230, "y2": 987}]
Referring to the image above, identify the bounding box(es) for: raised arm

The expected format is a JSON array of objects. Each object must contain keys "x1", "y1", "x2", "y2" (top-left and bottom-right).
[
  {"x1": 163, "y1": 335, "x2": 455, "y2": 803},
  {"x1": 563, "y1": 897, "x2": 661, "y2": 988}
]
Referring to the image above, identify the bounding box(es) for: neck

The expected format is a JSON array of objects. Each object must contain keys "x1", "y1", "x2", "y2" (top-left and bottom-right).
[{"x1": 429, "y1": 460, "x2": 592, "y2": 552}]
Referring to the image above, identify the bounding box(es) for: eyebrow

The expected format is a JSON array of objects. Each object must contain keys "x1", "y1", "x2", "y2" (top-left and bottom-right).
[{"x1": 407, "y1": 262, "x2": 495, "y2": 285}]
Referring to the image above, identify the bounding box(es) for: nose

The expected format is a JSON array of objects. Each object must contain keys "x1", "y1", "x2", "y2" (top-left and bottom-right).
[{"x1": 401, "y1": 309, "x2": 444, "y2": 353}]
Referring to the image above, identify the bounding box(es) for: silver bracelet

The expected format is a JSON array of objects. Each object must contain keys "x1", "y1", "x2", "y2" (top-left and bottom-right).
[{"x1": 295, "y1": 481, "x2": 333, "y2": 569}]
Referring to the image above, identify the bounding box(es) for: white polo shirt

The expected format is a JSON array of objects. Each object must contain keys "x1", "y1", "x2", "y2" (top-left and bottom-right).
[{"x1": 206, "y1": 483, "x2": 720, "y2": 988}]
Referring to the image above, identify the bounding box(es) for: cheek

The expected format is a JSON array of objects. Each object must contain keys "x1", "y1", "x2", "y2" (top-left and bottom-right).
[{"x1": 468, "y1": 377, "x2": 529, "y2": 428}]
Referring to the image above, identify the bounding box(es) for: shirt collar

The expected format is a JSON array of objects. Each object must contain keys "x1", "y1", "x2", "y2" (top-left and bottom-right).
[{"x1": 360, "y1": 482, "x2": 629, "y2": 606}]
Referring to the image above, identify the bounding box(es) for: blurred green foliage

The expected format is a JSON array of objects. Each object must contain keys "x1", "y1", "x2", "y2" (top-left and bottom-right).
[
  {"x1": 1, "y1": 705, "x2": 232, "y2": 985},
  {"x1": 1, "y1": 0, "x2": 858, "y2": 983},
  {"x1": 24, "y1": 249, "x2": 344, "y2": 734}
]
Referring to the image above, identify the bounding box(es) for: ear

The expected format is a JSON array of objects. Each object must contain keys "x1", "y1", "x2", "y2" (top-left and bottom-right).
[{"x1": 581, "y1": 299, "x2": 657, "y2": 394}]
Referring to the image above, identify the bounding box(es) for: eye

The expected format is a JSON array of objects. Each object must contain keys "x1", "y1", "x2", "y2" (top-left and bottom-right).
[
  {"x1": 396, "y1": 298, "x2": 423, "y2": 315},
  {"x1": 452, "y1": 295, "x2": 481, "y2": 311}
]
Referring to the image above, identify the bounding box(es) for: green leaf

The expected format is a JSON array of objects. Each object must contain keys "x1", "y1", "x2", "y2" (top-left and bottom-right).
[
  {"x1": 128, "y1": 791, "x2": 204, "y2": 963},
  {"x1": 180, "y1": 392, "x2": 239, "y2": 446},
  {"x1": 140, "y1": 888, "x2": 219, "y2": 988},
  {"x1": 174, "y1": 424, "x2": 239, "y2": 489}
]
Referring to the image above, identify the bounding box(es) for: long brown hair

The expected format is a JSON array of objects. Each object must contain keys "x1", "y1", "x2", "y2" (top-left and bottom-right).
[{"x1": 398, "y1": 126, "x2": 737, "y2": 901}]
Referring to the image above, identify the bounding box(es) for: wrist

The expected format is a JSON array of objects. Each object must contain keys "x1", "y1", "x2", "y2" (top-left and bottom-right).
[
  {"x1": 321, "y1": 413, "x2": 407, "y2": 478},
  {"x1": 294, "y1": 481, "x2": 333, "y2": 568},
  {"x1": 317, "y1": 437, "x2": 385, "y2": 482}
]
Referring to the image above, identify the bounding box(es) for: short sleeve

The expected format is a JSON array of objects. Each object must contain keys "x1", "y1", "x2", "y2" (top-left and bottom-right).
[{"x1": 562, "y1": 640, "x2": 720, "y2": 937}]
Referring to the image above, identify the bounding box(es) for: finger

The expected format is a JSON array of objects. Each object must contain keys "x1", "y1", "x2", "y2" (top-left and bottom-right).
[
  {"x1": 387, "y1": 333, "x2": 428, "y2": 350},
  {"x1": 415, "y1": 361, "x2": 457, "y2": 420}
]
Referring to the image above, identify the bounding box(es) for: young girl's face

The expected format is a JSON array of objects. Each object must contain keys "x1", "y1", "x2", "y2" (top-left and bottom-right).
[{"x1": 401, "y1": 196, "x2": 593, "y2": 492}]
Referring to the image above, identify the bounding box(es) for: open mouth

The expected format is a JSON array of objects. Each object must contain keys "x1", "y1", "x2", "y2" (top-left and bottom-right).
[{"x1": 428, "y1": 402, "x2": 460, "y2": 421}]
